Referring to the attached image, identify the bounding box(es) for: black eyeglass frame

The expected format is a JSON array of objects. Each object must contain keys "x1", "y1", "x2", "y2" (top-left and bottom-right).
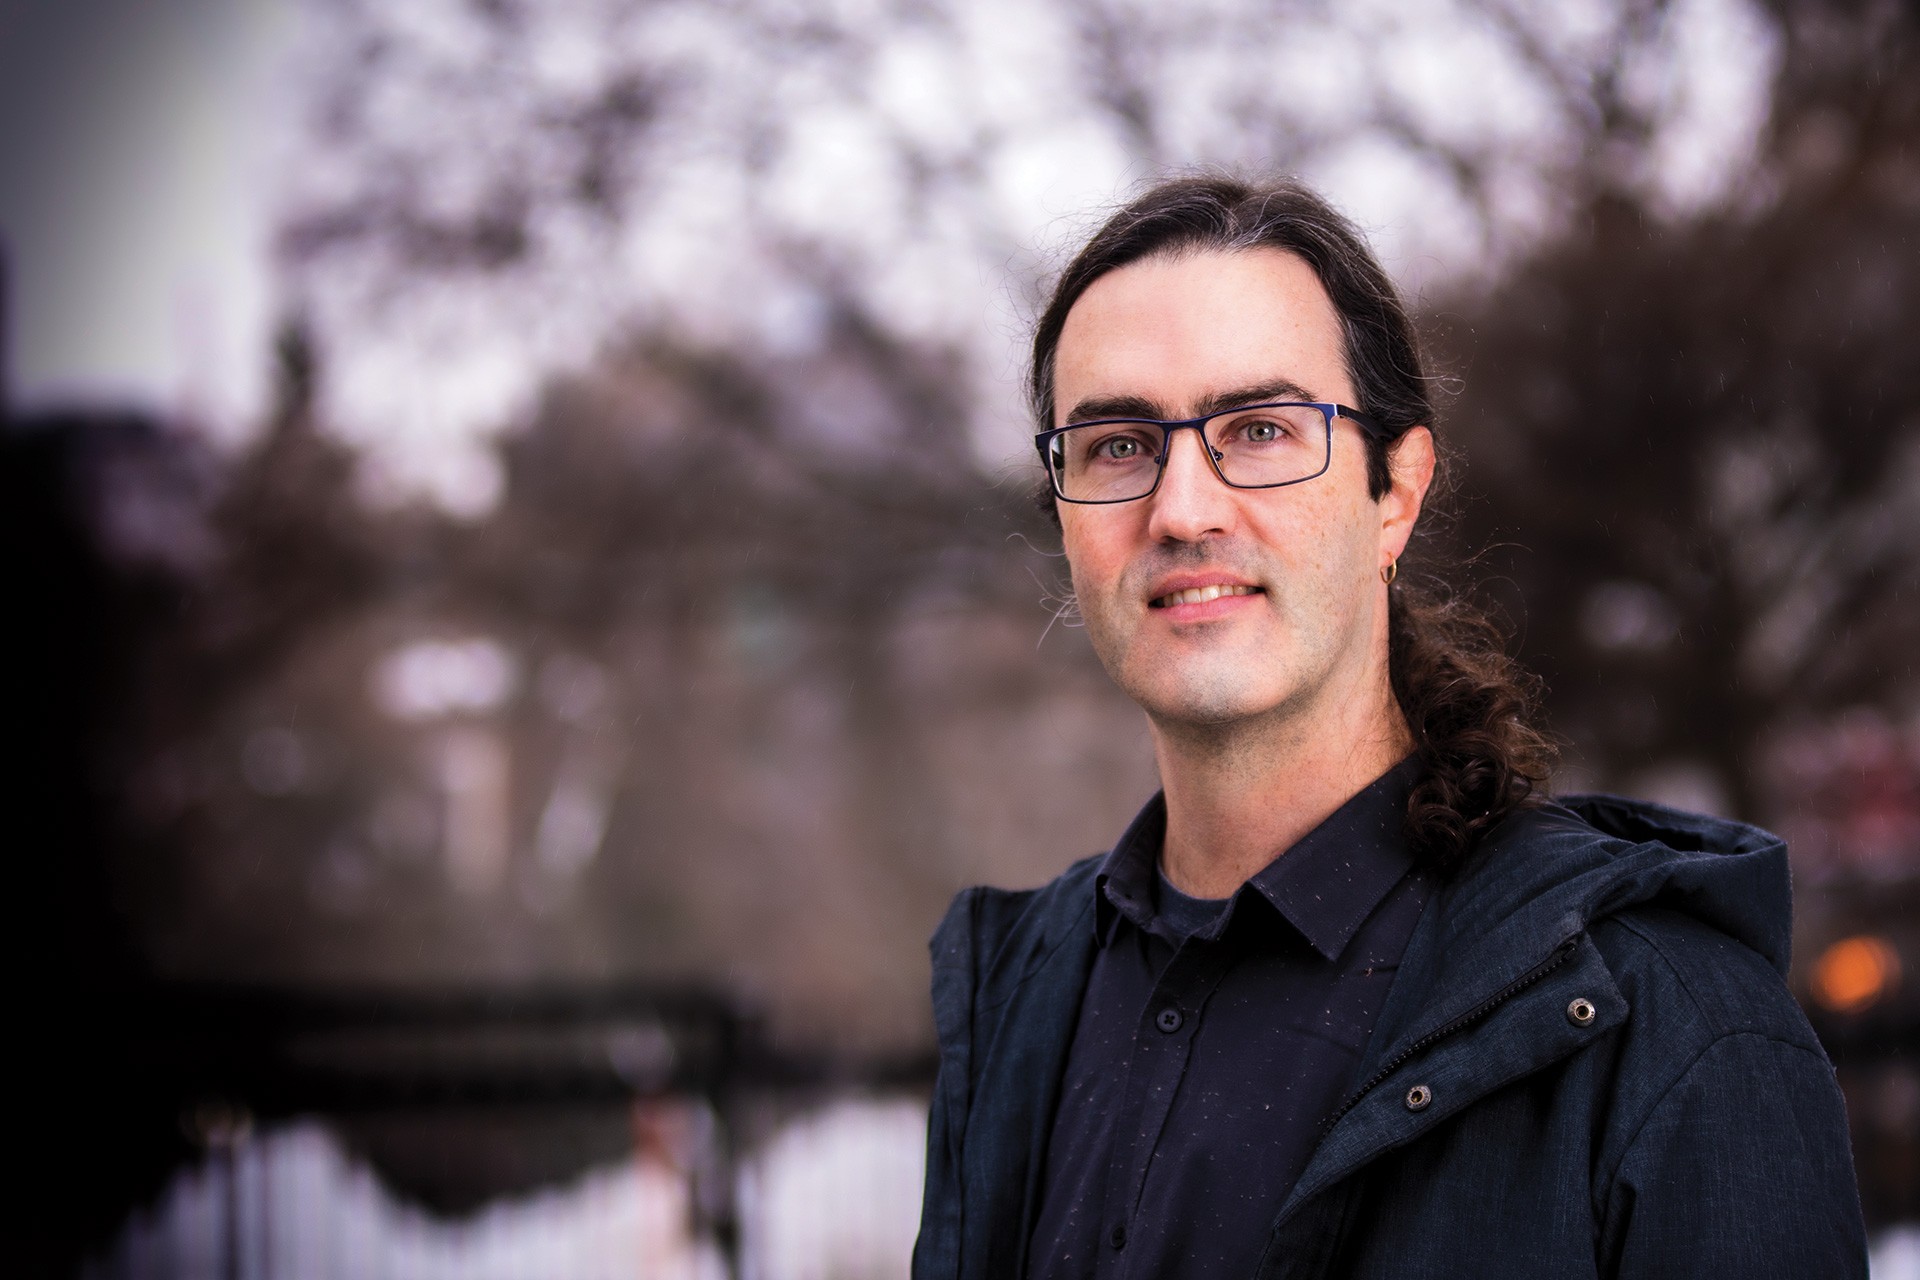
[{"x1": 1034, "y1": 401, "x2": 1390, "y2": 505}]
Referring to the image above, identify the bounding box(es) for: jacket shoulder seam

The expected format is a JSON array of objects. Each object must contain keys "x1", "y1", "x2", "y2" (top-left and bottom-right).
[
  {"x1": 959, "y1": 858, "x2": 1101, "y2": 1018},
  {"x1": 1608, "y1": 911, "x2": 1714, "y2": 1024},
  {"x1": 1608, "y1": 907, "x2": 1808, "y2": 1037},
  {"x1": 972, "y1": 892, "x2": 1095, "y2": 1018},
  {"x1": 1597, "y1": 1029, "x2": 1831, "y2": 1206},
  {"x1": 930, "y1": 856, "x2": 1095, "y2": 962}
]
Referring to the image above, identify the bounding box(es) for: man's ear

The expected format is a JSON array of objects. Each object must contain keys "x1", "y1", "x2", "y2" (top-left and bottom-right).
[{"x1": 1380, "y1": 427, "x2": 1436, "y2": 561}]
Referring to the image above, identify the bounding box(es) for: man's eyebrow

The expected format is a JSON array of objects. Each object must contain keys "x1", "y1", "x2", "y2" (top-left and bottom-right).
[
  {"x1": 1062, "y1": 378, "x2": 1321, "y2": 425},
  {"x1": 1062, "y1": 393, "x2": 1165, "y2": 424},
  {"x1": 1194, "y1": 379, "x2": 1319, "y2": 417}
]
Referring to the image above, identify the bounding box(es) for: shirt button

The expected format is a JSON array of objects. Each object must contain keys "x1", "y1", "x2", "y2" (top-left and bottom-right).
[
  {"x1": 1405, "y1": 1083, "x2": 1433, "y2": 1112},
  {"x1": 1155, "y1": 1007, "x2": 1183, "y2": 1034},
  {"x1": 1110, "y1": 1223, "x2": 1128, "y2": 1250},
  {"x1": 1567, "y1": 997, "x2": 1597, "y2": 1026}
]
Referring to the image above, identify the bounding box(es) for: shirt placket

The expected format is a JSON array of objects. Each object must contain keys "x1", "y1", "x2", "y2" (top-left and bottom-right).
[{"x1": 1095, "y1": 931, "x2": 1235, "y2": 1279}]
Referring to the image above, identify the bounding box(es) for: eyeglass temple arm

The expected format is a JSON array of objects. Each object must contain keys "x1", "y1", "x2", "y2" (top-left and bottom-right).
[{"x1": 1334, "y1": 405, "x2": 1392, "y2": 439}]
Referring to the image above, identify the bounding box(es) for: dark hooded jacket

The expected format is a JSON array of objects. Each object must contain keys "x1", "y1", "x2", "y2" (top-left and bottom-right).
[{"x1": 912, "y1": 794, "x2": 1867, "y2": 1279}]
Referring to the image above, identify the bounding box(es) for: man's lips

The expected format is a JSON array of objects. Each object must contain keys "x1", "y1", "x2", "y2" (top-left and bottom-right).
[{"x1": 1148, "y1": 581, "x2": 1265, "y2": 609}]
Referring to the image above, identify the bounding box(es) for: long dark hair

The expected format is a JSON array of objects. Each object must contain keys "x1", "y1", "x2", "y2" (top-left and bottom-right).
[{"x1": 1031, "y1": 174, "x2": 1557, "y2": 868}]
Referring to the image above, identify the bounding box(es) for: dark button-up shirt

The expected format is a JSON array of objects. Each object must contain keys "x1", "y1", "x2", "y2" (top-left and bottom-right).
[{"x1": 1027, "y1": 758, "x2": 1431, "y2": 1280}]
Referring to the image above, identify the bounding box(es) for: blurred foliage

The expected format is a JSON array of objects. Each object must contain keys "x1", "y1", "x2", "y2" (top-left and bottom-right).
[
  {"x1": 1438, "y1": 0, "x2": 1920, "y2": 832},
  {"x1": 275, "y1": 0, "x2": 1772, "y2": 503}
]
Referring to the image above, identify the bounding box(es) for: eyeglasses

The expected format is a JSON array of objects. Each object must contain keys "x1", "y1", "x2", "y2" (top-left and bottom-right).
[{"x1": 1035, "y1": 401, "x2": 1386, "y2": 504}]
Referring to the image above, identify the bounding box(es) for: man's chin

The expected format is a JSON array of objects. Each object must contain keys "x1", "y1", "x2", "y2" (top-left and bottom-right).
[
  {"x1": 1124, "y1": 676, "x2": 1289, "y2": 733},
  {"x1": 1090, "y1": 621, "x2": 1299, "y2": 725}
]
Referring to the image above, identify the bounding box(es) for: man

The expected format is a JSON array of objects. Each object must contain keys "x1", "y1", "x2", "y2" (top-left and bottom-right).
[{"x1": 912, "y1": 176, "x2": 1867, "y2": 1279}]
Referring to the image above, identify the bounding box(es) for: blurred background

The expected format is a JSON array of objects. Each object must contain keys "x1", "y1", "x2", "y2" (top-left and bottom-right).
[{"x1": 3, "y1": 0, "x2": 1917, "y2": 1275}]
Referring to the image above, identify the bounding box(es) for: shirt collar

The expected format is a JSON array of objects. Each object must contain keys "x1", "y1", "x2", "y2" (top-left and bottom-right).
[
  {"x1": 1092, "y1": 755, "x2": 1422, "y2": 961},
  {"x1": 1093, "y1": 793, "x2": 1167, "y2": 944}
]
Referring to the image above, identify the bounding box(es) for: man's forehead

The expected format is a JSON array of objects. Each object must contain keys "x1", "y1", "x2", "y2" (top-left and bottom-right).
[{"x1": 1051, "y1": 246, "x2": 1352, "y2": 423}]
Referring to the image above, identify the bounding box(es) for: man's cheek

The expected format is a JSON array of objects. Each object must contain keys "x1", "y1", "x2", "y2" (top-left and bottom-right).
[{"x1": 1072, "y1": 560, "x2": 1129, "y2": 628}]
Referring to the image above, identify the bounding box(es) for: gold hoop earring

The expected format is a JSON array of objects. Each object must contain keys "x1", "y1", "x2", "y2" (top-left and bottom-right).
[{"x1": 1381, "y1": 558, "x2": 1398, "y2": 586}]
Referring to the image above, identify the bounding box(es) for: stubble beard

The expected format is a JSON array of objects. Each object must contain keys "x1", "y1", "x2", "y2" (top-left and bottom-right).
[
  {"x1": 1077, "y1": 564, "x2": 1320, "y2": 748},
  {"x1": 1074, "y1": 543, "x2": 1382, "y2": 774}
]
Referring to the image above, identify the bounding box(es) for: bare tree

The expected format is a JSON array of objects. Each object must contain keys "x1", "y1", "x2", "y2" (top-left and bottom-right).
[
  {"x1": 275, "y1": 0, "x2": 1764, "y2": 510},
  {"x1": 1435, "y1": 0, "x2": 1920, "y2": 839}
]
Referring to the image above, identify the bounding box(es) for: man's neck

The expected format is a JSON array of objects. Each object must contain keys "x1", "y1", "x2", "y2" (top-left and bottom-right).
[{"x1": 1151, "y1": 686, "x2": 1413, "y2": 900}]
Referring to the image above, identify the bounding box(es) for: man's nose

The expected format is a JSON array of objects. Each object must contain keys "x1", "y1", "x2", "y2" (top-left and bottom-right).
[{"x1": 1146, "y1": 425, "x2": 1236, "y2": 543}]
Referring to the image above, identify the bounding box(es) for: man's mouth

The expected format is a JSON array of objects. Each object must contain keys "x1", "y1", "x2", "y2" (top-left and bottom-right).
[{"x1": 1149, "y1": 584, "x2": 1264, "y2": 609}]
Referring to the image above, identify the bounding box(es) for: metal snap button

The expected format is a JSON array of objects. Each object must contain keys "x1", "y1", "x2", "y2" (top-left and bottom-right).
[
  {"x1": 1405, "y1": 1083, "x2": 1432, "y2": 1112},
  {"x1": 1567, "y1": 997, "x2": 1597, "y2": 1027},
  {"x1": 1155, "y1": 1007, "x2": 1183, "y2": 1034}
]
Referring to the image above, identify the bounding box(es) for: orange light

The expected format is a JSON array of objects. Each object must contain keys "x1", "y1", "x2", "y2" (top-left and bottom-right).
[{"x1": 1811, "y1": 935, "x2": 1901, "y2": 1014}]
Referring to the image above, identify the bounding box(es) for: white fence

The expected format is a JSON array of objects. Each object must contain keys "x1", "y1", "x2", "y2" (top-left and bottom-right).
[{"x1": 87, "y1": 1098, "x2": 928, "y2": 1280}]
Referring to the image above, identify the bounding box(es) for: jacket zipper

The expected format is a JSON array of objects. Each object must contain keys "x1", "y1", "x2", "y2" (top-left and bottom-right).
[{"x1": 1319, "y1": 934, "x2": 1582, "y2": 1135}]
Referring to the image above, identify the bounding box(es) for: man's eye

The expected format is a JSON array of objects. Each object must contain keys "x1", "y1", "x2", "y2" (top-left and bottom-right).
[
  {"x1": 1230, "y1": 416, "x2": 1297, "y2": 445},
  {"x1": 1095, "y1": 435, "x2": 1146, "y2": 461}
]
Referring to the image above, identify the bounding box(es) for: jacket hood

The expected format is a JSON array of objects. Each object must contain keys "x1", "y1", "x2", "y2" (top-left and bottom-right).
[
  {"x1": 1561, "y1": 793, "x2": 1791, "y2": 969},
  {"x1": 1423, "y1": 793, "x2": 1793, "y2": 1005}
]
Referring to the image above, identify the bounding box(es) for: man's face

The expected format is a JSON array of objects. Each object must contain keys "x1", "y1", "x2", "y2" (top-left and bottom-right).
[{"x1": 1053, "y1": 247, "x2": 1425, "y2": 735}]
